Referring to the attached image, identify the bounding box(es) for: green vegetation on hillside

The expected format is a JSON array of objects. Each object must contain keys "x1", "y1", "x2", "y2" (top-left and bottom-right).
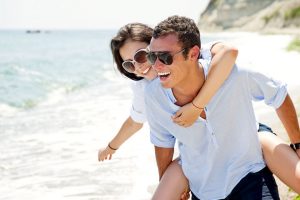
[
  {"x1": 263, "y1": 9, "x2": 280, "y2": 24},
  {"x1": 285, "y1": 6, "x2": 300, "y2": 20},
  {"x1": 287, "y1": 36, "x2": 300, "y2": 52}
]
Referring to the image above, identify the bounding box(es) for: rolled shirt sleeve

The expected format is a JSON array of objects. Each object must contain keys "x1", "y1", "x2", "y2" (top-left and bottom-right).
[
  {"x1": 150, "y1": 124, "x2": 176, "y2": 148},
  {"x1": 247, "y1": 70, "x2": 287, "y2": 108}
]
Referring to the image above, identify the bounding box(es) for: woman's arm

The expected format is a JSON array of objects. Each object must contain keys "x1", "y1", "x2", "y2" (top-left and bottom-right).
[
  {"x1": 173, "y1": 42, "x2": 238, "y2": 127},
  {"x1": 98, "y1": 116, "x2": 143, "y2": 161}
]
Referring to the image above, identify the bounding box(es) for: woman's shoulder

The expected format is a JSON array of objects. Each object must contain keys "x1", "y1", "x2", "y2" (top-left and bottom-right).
[
  {"x1": 199, "y1": 59, "x2": 210, "y2": 79},
  {"x1": 130, "y1": 79, "x2": 150, "y2": 94}
]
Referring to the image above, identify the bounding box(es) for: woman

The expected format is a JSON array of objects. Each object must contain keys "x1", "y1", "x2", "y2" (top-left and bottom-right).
[{"x1": 98, "y1": 23, "x2": 300, "y2": 199}]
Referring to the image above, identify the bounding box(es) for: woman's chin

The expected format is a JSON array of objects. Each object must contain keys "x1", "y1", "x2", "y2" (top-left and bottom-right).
[{"x1": 144, "y1": 71, "x2": 157, "y2": 81}]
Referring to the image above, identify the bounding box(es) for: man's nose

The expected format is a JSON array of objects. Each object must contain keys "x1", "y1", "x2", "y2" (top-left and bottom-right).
[{"x1": 152, "y1": 58, "x2": 164, "y2": 71}]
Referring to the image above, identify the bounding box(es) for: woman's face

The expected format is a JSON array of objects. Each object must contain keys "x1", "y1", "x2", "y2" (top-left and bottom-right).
[{"x1": 119, "y1": 40, "x2": 157, "y2": 80}]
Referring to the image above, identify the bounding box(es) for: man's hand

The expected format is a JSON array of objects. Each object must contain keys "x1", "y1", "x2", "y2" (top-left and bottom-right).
[{"x1": 180, "y1": 188, "x2": 190, "y2": 200}]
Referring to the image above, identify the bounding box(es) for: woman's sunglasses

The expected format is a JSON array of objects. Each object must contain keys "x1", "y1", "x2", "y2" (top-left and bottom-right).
[
  {"x1": 146, "y1": 49, "x2": 186, "y2": 65},
  {"x1": 122, "y1": 49, "x2": 148, "y2": 73}
]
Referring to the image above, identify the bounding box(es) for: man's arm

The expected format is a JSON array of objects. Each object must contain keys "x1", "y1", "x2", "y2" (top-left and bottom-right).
[
  {"x1": 276, "y1": 94, "x2": 300, "y2": 156},
  {"x1": 154, "y1": 146, "x2": 174, "y2": 180}
]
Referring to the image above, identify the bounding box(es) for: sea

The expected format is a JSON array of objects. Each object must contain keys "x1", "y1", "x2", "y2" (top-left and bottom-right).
[
  {"x1": 0, "y1": 30, "x2": 215, "y2": 200},
  {"x1": 0, "y1": 30, "x2": 298, "y2": 200}
]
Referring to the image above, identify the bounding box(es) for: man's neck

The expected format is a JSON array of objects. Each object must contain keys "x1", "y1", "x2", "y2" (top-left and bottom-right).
[{"x1": 172, "y1": 63, "x2": 205, "y2": 106}]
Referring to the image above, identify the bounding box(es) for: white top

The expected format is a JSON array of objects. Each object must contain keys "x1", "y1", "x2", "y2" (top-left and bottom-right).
[
  {"x1": 129, "y1": 42, "x2": 215, "y2": 123},
  {"x1": 129, "y1": 79, "x2": 149, "y2": 123},
  {"x1": 144, "y1": 60, "x2": 287, "y2": 199}
]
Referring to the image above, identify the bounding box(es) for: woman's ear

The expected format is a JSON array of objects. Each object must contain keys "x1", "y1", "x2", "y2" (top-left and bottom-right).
[{"x1": 188, "y1": 45, "x2": 200, "y2": 61}]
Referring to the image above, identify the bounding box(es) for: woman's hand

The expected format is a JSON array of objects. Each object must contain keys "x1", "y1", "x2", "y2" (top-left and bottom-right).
[
  {"x1": 172, "y1": 103, "x2": 203, "y2": 127},
  {"x1": 98, "y1": 146, "x2": 116, "y2": 161},
  {"x1": 180, "y1": 187, "x2": 190, "y2": 200}
]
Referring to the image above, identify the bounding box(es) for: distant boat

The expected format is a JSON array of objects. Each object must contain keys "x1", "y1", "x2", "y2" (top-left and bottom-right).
[{"x1": 26, "y1": 30, "x2": 41, "y2": 34}]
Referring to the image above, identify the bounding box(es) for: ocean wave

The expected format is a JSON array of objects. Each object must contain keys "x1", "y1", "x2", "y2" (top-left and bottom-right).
[{"x1": 40, "y1": 85, "x2": 86, "y2": 106}]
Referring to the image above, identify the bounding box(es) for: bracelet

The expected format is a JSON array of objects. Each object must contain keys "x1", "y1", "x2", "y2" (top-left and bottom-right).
[
  {"x1": 108, "y1": 143, "x2": 118, "y2": 151},
  {"x1": 290, "y1": 142, "x2": 300, "y2": 151},
  {"x1": 191, "y1": 101, "x2": 204, "y2": 110}
]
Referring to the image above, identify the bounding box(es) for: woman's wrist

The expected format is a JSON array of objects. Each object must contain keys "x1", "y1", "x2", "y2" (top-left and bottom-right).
[
  {"x1": 191, "y1": 101, "x2": 204, "y2": 111},
  {"x1": 108, "y1": 143, "x2": 118, "y2": 151}
]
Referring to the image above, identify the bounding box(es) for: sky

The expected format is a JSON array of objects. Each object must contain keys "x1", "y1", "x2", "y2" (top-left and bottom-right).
[{"x1": 0, "y1": 0, "x2": 209, "y2": 30}]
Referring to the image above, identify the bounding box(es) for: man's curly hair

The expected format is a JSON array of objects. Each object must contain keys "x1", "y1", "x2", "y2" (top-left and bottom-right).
[{"x1": 153, "y1": 15, "x2": 201, "y2": 58}]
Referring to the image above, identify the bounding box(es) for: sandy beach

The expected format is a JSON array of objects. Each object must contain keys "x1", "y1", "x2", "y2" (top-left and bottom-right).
[{"x1": 0, "y1": 31, "x2": 299, "y2": 200}]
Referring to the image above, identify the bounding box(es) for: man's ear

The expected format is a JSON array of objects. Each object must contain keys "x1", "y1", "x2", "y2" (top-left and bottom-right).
[{"x1": 188, "y1": 45, "x2": 200, "y2": 61}]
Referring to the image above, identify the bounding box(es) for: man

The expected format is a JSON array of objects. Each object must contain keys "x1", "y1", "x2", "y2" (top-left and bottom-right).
[{"x1": 144, "y1": 15, "x2": 300, "y2": 199}]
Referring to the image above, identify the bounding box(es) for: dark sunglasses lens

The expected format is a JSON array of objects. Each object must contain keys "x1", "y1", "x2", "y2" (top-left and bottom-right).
[
  {"x1": 134, "y1": 50, "x2": 148, "y2": 64},
  {"x1": 146, "y1": 52, "x2": 173, "y2": 65},
  {"x1": 159, "y1": 53, "x2": 173, "y2": 65},
  {"x1": 122, "y1": 61, "x2": 135, "y2": 73},
  {"x1": 147, "y1": 52, "x2": 157, "y2": 65}
]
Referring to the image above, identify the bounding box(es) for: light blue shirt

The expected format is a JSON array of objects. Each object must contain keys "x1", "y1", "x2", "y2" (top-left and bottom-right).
[{"x1": 144, "y1": 60, "x2": 287, "y2": 200}]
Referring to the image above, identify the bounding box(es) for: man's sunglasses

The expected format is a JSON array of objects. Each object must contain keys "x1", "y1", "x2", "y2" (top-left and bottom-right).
[
  {"x1": 122, "y1": 49, "x2": 148, "y2": 73},
  {"x1": 146, "y1": 48, "x2": 186, "y2": 65}
]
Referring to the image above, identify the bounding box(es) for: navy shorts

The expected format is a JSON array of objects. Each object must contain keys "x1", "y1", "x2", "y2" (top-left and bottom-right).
[
  {"x1": 192, "y1": 167, "x2": 279, "y2": 200},
  {"x1": 258, "y1": 123, "x2": 276, "y2": 135},
  {"x1": 192, "y1": 123, "x2": 280, "y2": 200}
]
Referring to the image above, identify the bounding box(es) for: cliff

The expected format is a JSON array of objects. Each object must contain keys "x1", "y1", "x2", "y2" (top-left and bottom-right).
[{"x1": 198, "y1": 0, "x2": 300, "y2": 33}]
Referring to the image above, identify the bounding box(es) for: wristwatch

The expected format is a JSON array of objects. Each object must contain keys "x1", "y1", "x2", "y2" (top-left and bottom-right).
[{"x1": 290, "y1": 143, "x2": 300, "y2": 151}]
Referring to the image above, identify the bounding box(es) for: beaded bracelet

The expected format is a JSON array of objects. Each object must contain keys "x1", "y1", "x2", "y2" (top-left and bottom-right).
[
  {"x1": 191, "y1": 101, "x2": 204, "y2": 110},
  {"x1": 108, "y1": 143, "x2": 118, "y2": 151}
]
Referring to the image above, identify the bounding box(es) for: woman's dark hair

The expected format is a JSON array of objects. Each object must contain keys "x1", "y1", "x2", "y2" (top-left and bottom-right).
[{"x1": 110, "y1": 23, "x2": 153, "y2": 81}]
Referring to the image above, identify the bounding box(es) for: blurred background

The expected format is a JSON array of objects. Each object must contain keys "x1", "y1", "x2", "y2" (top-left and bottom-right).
[{"x1": 0, "y1": 0, "x2": 299, "y2": 199}]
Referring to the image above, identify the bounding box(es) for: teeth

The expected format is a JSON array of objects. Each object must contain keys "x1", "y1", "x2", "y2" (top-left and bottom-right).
[
  {"x1": 158, "y1": 72, "x2": 170, "y2": 76},
  {"x1": 142, "y1": 67, "x2": 150, "y2": 74}
]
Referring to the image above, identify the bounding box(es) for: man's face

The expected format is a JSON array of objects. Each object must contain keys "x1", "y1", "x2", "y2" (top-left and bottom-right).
[{"x1": 148, "y1": 34, "x2": 189, "y2": 88}]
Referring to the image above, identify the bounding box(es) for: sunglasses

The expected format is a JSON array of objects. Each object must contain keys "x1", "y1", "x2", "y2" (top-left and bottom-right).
[
  {"x1": 122, "y1": 49, "x2": 148, "y2": 73},
  {"x1": 146, "y1": 48, "x2": 186, "y2": 65}
]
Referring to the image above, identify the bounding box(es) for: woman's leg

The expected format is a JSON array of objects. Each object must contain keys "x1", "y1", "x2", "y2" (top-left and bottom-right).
[
  {"x1": 259, "y1": 131, "x2": 300, "y2": 194},
  {"x1": 152, "y1": 159, "x2": 189, "y2": 200}
]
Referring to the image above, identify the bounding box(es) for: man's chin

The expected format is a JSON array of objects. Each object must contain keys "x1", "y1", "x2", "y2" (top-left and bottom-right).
[{"x1": 160, "y1": 82, "x2": 172, "y2": 88}]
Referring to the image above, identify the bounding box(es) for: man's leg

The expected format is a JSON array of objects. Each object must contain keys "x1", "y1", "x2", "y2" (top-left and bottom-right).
[{"x1": 152, "y1": 159, "x2": 189, "y2": 200}]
